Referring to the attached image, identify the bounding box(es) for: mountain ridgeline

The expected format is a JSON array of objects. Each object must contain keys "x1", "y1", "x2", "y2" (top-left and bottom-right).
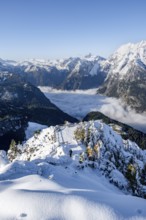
[
  {"x1": 0, "y1": 41, "x2": 146, "y2": 152},
  {"x1": 0, "y1": 55, "x2": 108, "y2": 90},
  {"x1": 1, "y1": 41, "x2": 146, "y2": 112}
]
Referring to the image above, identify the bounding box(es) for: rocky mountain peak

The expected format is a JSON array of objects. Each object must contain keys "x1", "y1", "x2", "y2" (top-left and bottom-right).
[{"x1": 98, "y1": 40, "x2": 146, "y2": 112}]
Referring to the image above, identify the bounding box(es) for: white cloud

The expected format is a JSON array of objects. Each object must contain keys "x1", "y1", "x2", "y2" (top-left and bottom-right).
[{"x1": 40, "y1": 87, "x2": 146, "y2": 133}]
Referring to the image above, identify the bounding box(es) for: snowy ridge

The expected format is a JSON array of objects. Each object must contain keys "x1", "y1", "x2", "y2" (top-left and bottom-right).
[
  {"x1": 6, "y1": 120, "x2": 146, "y2": 197},
  {"x1": 1, "y1": 120, "x2": 146, "y2": 219},
  {"x1": 5, "y1": 54, "x2": 106, "y2": 76},
  {"x1": 1, "y1": 40, "x2": 146, "y2": 81}
]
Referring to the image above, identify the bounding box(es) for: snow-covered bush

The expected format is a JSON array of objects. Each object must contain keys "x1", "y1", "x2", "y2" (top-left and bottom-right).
[
  {"x1": 74, "y1": 127, "x2": 85, "y2": 143},
  {"x1": 7, "y1": 139, "x2": 18, "y2": 162}
]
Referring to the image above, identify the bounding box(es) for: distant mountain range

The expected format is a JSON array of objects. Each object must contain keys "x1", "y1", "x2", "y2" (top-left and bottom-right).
[
  {"x1": 1, "y1": 45, "x2": 146, "y2": 219},
  {"x1": 0, "y1": 54, "x2": 108, "y2": 90},
  {"x1": 0, "y1": 40, "x2": 146, "y2": 113}
]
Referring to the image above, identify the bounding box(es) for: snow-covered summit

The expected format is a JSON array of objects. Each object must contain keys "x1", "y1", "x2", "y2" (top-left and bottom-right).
[
  {"x1": 115, "y1": 41, "x2": 146, "y2": 56},
  {"x1": 98, "y1": 40, "x2": 146, "y2": 112},
  {"x1": 108, "y1": 40, "x2": 146, "y2": 76}
]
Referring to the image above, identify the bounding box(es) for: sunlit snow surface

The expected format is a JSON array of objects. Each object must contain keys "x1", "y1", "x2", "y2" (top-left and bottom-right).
[
  {"x1": 1, "y1": 120, "x2": 146, "y2": 219},
  {"x1": 0, "y1": 173, "x2": 146, "y2": 220},
  {"x1": 40, "y1": 87, "x2": 146, "y2": 133}
]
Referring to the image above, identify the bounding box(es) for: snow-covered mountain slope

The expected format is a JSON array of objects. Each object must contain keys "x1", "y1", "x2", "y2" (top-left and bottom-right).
[
  {"x1": 98, "y1": 41, "x2": 146, "y2": 112},
  {"x1": 59, "y1": 55, "x2": 107, "y2": 90},
  {"x1": 14, "y1": 54, "x2": 105, "y2": 74},
  {"x1": 0, "y1": 171, "x2": 146, "y2": 220},
  {"x1": 108, "y1": 41, "x2": 146, "y2": 77},
  {"x1": 5, "y1": 120, "x2": 146, "y2": 197},
  {"x1": 1, "y1": 120, "x2": 146, "y2": 219},
  {"x1": 0, "y1": 54, "x2": 108, "y2": 90}
]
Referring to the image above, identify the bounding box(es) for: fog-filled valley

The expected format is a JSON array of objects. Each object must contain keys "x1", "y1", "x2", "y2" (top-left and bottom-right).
[{"x1": 41, "y1": 87, "x2": 146, "y2": 133}]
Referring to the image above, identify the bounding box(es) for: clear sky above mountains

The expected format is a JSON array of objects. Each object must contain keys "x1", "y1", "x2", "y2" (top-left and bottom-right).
[{"x1": 0, "y1": 0, "x2": 146, "y2": 60}]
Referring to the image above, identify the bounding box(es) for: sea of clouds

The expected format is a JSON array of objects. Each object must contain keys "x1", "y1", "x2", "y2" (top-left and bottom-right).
[{"x1": 40, "y1": 87, "x2": 146, "y2": 133}]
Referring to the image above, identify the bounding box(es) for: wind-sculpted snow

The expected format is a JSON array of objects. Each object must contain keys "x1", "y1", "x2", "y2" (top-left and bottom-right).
[
  {"x1": 1, "y1": 174, "x2": 145, "y2": 220},
  {"x1": 0, "y1": 120, "x2": 146, "y2": 219}
]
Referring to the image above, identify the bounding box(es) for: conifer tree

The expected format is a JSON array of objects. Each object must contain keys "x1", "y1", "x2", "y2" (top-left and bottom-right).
[{"x1": 7, "y1": 139, "x2": 18, "y2": 162}]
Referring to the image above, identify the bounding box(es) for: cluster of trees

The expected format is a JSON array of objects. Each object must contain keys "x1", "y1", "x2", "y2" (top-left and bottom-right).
[
  {"x1": 74, "y1": 125, "x2": 146, "y2": 198},
  {"x1": 74, "y1": 126, "x2": 102, "y2": 164}
]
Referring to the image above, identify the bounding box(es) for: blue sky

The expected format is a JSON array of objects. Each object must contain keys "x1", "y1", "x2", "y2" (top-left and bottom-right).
[{"x1": 0, "y1": 0, "x2": 146, "y2": 60}]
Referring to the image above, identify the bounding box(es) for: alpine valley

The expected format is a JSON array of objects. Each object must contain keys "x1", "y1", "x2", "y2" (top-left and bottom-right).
[
  {"x1": 1, "y1": 41, "x2": 146, "y2": 219},
  {"x1": 1, "y1": 41, "x2": 146, "y2": 112}
]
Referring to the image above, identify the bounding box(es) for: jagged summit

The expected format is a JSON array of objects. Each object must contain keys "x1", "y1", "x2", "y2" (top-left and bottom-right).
[
  {"x1": 1, "y1": 41, "x2": 146, "y2": 111},
  {"x1": 115, "y1": 41, "x2": 146, "y2": 55},
  {"x1": 98, "y1": 40, "x2": 146, "y2": 112},
  {"x1": 0, "y1": 54, "x2": 108, "y2": 90},
  {"x1": 108, "y1": 40, "x2": 146, "y2": 76}
]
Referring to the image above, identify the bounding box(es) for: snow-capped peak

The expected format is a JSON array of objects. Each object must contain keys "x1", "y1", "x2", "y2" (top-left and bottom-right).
[
  {"x1": 108, "y1": 40, "x2": 146, "y2": 77},
  {"x1": 115, "y1": 40, "x2": 146, "y2": 58}
]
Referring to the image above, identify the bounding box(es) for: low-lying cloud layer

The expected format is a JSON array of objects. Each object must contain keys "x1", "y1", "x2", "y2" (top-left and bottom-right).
[{"x1": 40, "y1": 87, "x2": 146, "y2": 133}]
